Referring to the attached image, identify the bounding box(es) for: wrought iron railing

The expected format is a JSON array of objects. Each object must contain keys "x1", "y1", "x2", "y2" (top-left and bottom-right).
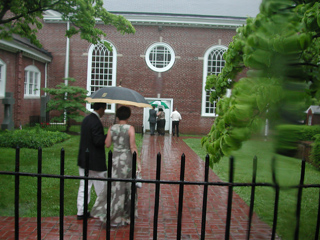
[{"x1": 1, "y1": 147, "x2": 320, "y2": 239}]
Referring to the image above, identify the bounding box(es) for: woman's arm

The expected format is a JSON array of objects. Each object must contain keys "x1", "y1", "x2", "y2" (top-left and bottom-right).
[
  {"x1": 128, "y1": 126, "x2": 141, "y2": 172},
  {"x1": 105, "y1": 128, "x2": 112, "y2": 148}
]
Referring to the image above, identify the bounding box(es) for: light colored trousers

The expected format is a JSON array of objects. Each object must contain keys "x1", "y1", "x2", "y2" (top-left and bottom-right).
[{"x1": 77, "y1": 167, "x2": 107, "y2": 216}]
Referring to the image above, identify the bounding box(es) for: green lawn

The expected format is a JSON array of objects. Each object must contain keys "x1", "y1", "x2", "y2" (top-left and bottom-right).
[
  {"x1": 0, "y1": 126, "x2": 143, "y2": 218},
  {"x1": 184, "y1": 137, "x2": 320, "y2": 240}
]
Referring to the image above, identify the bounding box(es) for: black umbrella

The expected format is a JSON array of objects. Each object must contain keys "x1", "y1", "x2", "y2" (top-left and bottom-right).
[{"x1": 85, "y1": 87, "x2": 152, "y2": 108}]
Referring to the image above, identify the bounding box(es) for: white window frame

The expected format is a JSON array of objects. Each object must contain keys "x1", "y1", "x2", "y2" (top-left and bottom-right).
[
  {"x1": 201, "y1": 45, "x2": 227, "y2": 117},
  {"x1": 145, "y1": 42, "x2": 175, "y2": 72},
  {"x1": 86, "y1": 41, "x2": 117, "y2": 113},
  {"x1": 0, "y1": 59, "x2": 6, "y2": 99},
  {"x1": 24, "y1": 65, "x2": 41, "y2": 99}
]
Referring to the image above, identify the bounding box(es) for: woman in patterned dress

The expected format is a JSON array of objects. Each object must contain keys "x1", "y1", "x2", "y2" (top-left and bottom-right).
[{"x1": 91, "y1": 106, "x2": 142, "y2": 227}]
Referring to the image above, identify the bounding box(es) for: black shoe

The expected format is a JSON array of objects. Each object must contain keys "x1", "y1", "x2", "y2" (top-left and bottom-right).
[{"x1": 77, "y1": 212, "x2": 92, "y2": 220}]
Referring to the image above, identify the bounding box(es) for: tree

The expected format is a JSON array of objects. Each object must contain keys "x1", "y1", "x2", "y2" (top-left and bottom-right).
[
  {"x1": 43, "y1": 78, "x2": 88, "y2": 132},
  {"x1": 0, "y1": 0, "x2": 135, "y2": 49},
  {"x1": 202, "y1": 0, "x2": 320, "y2": 166}
]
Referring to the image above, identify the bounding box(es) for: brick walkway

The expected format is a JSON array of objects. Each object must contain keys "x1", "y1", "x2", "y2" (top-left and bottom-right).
[{"x1": 0, "y1": 135, "x2": 279, "y2": 239}]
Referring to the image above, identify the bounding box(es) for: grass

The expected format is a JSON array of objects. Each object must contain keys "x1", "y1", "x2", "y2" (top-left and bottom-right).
[
  {"x1": 183, "y1": 137, "x2": 320, "y2": 240},
  {"x1": 0, "y1": 125, "x2": 143, "y2": 218}
]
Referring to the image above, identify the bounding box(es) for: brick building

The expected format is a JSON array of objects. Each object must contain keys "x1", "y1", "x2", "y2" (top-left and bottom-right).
[
  {"x1": 306, "y1": 106, "x2": 320, "y2": 126},
  {"x1": 0, "y1": 0, "x2": 261, "y2": 134}
]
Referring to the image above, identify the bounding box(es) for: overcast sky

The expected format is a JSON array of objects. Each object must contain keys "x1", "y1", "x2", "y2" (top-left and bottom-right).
[{"x1": 104, "y1": 0, "x2": 262, "y2": 18}]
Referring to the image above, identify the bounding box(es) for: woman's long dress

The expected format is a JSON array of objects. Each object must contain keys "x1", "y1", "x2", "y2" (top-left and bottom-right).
[{"x1": 91, "y1": 124, "x2": 138, "y2": 226}]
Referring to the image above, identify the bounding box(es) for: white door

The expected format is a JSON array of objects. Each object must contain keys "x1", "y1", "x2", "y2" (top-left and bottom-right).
[{"x1": 143, "y1": 98, "x2": 172, "y2": 134}]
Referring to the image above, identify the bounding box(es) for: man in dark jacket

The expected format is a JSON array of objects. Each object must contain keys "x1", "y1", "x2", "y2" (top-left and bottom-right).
[
  {"x1": 76, "y1": 102, "x2": 107, "y2": 220},
  {"x1": 148, "y1": 105, "x2": 157, "y2": 135}
]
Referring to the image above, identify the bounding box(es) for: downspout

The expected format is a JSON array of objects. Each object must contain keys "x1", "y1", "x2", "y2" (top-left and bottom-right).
[
  {"x1": 65, "y1": 21, "x2": 70, "y2": 84},
  {"x1": 64, "y1": 21, "x2": 70, "y2": 125},
  {"x1": 45, "y1": 63, "x2": 48, "y2": 94}
]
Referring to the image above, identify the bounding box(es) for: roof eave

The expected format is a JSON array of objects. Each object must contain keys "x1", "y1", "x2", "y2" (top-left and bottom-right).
[
  {"x1": 0, "y1": 39, "x2": 52, "y2": 63},
  {"x1": 44, "y1": 13, "x2": 247, "y2": 29}
]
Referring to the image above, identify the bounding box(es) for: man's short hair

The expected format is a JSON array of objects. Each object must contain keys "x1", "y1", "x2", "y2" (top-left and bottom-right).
[
  {"x1": 93, "y1": 102, "x2": 107, "y2": 110},
  {"x1": 116, "y1": 106, "x2": 131, "y2": 120}
]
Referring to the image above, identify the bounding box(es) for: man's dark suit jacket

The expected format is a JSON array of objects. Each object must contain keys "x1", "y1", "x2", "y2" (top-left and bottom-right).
[
  {"x1": 77, "y1": 113, "x2": 107, "y2": 171},
  {"x1": 149, "y1": 109, "x2": 157, "y2": 123}
]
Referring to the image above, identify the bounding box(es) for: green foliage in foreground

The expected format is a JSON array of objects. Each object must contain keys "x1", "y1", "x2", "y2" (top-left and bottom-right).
[
  {"x1": 0, "y1": 130, "x2": 143, "y2": 217},
  {"x1": 0, "y1": 127, "x2": 70, "y2": 149},
  {"x1": 185, "y1": 137, "x2": 320, "y2": 240},
  {"x1": 202, "y1": 0, "x2": 320, "y2": 164},
  {"x1": 0, "y1": 0, "x2": 135, "y2": 49}
]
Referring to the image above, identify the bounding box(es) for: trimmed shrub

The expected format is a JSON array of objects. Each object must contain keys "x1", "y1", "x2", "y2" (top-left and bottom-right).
[
  {"x1": 0, "y1": 127, "x2": 70, "y2": 149},
  {"x1": 274, "y1": 124, "x2": 320, "y2": 156},
  {"x1": 311, "y1": 134, "x2": 320, "y2": 166}
]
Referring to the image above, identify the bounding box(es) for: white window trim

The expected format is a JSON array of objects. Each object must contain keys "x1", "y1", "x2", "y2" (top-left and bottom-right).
[
  {"x1": 86, "y1": 41, "x2": 117, "y2": 113},
  {"x1": 24, "y1": 65, "x2": 41, "y2": 99},
  {"x1": 145, "y1": 42, "x2": 175, "y2": 73},
  {"x1": 201, "y1": 45, "x2": 227, "y2": 117},
  {"x1": 0, "y1": 59, "x2": 6, "y2": 99}
]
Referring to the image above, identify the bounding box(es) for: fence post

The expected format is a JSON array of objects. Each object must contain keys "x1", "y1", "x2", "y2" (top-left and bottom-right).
[
  {"x1": 246, "y1": 156, "x2": 257, "y2": 240},
  {"x1": 177, "y1": 153, "x2": 185, "y2": 240},
  {"x1": 60, "y1": 148, "x2": 65, "y2": 239},
  {"x1": 200, "y1": 154, "x2": 210, "y2": 240},
  {"x1": 106, "y1": 150, "x2": 113, "y2": 240},
  {"x1": 82, "y1": 149, "x2": 90, "y2": 240},
  {"x1": 153, "y1": 152, "x2": 162, "y2": 240},
  {"x1": 15, "y1": 147, "x2": 20, "y2": 240},
  {"x1": 225, "y1": 156, "x2": 234, "y2": 239},
  {"x1": 294, "y1": 158, "x2": 306, "y2": 240},
  {"x1": 130, "y1": 152, "x2": 137, "y2": 240},
  {"x1": 271, "y1": 157, "x2": 280, "y2": 240},
  {"x1": 37, "y1": 147, "x2": 42, "y2": 240},
  {"x1": 315, "y1": 190, "x2": 320, "y2": 240}
]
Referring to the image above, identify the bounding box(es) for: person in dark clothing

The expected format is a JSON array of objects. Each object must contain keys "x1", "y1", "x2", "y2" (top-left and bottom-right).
[
  {"x1": 76, "y1": 102, "x2": 107, "y2": 220},
  {"x1": 157, "y1": 108, "x2": 166, "y2": 135},
  {"x1": 148, "y1": 106, "x2": 157, "y2": 135}
]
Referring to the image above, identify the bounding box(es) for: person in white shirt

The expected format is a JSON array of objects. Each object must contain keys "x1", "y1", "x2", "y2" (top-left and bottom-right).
[{"x1": 170, "y1": 107, "x2": 182, "y2": 137}]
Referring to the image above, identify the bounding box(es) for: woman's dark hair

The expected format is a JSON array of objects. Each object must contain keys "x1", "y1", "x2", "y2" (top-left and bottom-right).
[
  {"x1": 159, "y1": 108, "x2": 163, "y2": 112},
  {"x1": 116, "y1": 106, "x2": 131, "y2": 120}
]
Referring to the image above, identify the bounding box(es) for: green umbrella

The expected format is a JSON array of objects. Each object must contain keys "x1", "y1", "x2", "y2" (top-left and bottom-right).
[{"x1": 150, "y1": 100, "x2": 169, "y2": 109}]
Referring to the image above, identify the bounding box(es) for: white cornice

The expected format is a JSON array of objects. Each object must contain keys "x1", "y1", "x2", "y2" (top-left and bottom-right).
[
  {"x1": 108, "y1": 14, "x2": 246, "y2": 29},
  {"x1": 43, "y1": 12, "x2": 246, "y2": 29}
]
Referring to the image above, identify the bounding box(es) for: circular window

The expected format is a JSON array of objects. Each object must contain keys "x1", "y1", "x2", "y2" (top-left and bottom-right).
[{"x1": 145, "y1": 43, "x2": 175, "y2": 72}]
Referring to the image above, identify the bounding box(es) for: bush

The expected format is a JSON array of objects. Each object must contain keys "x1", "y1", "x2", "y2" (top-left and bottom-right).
[
  {"x1": 0, "y1": 126, "x2": 70, "y2": 149},
  {"x1": 274, "y1": 124, "x2": 320, "y2": 156},
  {"x1": 311, "y1": 134, "x2": 320, "y2": 166}
]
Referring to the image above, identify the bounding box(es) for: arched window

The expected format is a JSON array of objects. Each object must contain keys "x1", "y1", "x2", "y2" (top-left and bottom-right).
[
  {"x1": 202, "y1": 45, "x2": 227, "y2": 116},
  {"x1": 0, "y1": 59, "x2": 6, "y2": 99},
  {"x1": 24, "y1": 65, "x2": 41, "y2": 98},
  {"x1": 87, "y1": 41, "x2": 117, "y2": 112},
  {"x1": 145, "y1": 42, "x2": 175, "y2": 72}
]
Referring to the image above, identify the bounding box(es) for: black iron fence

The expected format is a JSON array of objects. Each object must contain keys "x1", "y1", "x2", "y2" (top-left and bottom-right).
[{"x1": 1, "y1": 148, "x2": 320, "y2": 240}]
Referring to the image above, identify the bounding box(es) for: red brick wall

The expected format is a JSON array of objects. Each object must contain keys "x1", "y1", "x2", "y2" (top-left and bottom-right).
[
  {"x1": 0, "y1": 49, "x2": 47, "y2": 127},
  {"x1": 36, "y1": 23, "x2": 236, "y2": 134}
]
